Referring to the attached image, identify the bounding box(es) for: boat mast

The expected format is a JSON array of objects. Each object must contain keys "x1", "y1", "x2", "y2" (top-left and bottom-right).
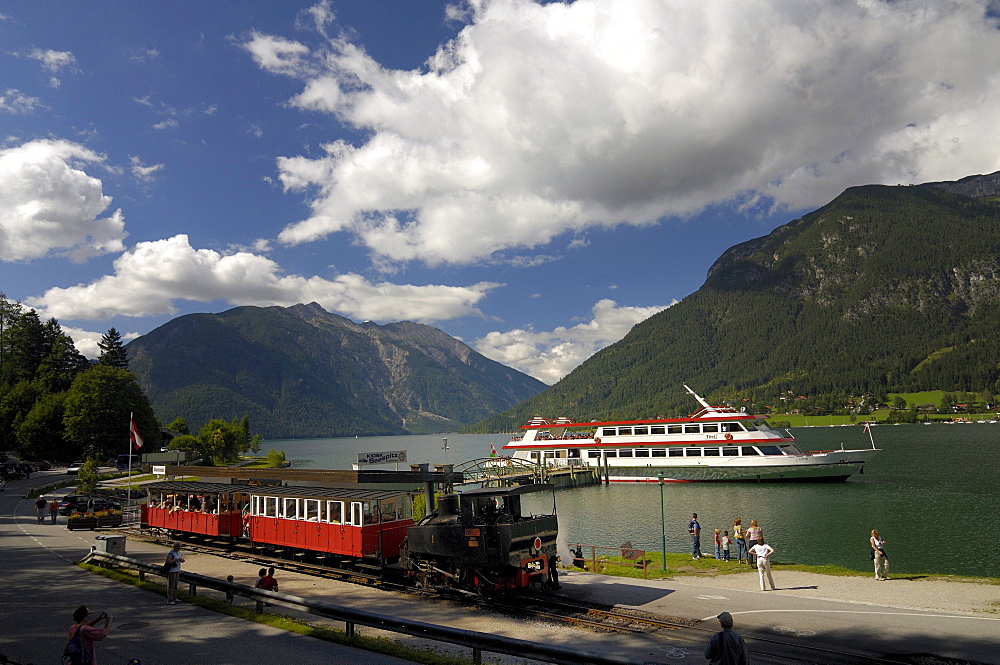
[{"x1": 683, "y1": 384, "x2": 713, "y2": 410}]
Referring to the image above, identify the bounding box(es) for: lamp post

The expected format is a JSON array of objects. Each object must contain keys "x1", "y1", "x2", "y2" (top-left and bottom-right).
[{"x1": 657, "y1": 470, "x2": 666, "y2": 570}]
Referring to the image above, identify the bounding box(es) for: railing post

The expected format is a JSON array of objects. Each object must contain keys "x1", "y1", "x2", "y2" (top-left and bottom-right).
[
  {"x1": 472, "y1": 647, "x2": 482, "y2": 664},
  {"x1": 346, "y1": 621, "x2": 355, "y2": 638},
  {"x1": 256, "y1": 600, "x2": 264, "y2": 613},
  {"x1": 188, "y1": 582, "x2": 197, "y2": 596}
]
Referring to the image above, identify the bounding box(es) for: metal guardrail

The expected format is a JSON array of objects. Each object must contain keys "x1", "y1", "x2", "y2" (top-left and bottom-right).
[{"x1": 81, "y1": 551, "x2": 652, "y2": 665}]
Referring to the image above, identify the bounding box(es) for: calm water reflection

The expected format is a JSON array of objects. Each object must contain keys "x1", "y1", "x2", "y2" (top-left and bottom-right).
[{"x1": 267, "y1": 424, "x2": 1000, "y2": 577}]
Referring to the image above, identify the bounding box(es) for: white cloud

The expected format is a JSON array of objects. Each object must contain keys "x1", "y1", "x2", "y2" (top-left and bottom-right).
[
  {"x1": 129, "y1": 156, "x2": 164, "y2": 182},
  {"x1": 475, "y1": 299, "x2": 673, "y2": 383},
  {"x1": 27, "y1": 48, "x2": 75, "y2": 72},
  {"x1": 0, "y1": 139, "x2": 126, "y2": 261},
  {"x1": 246, "y1": 0, "x2": 1000, "y2": 268},
  {"x1": 27, "y1": 234, "x2": 498, "y2": 323},
  {"x1": 152, "y1": 118, "x2": 178, "y2": 130},
  {"x1": 0, "y1": 89, "x2": 42, "y2": 114}
]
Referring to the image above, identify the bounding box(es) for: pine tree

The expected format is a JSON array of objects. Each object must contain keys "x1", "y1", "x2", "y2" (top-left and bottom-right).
[{"x1": 97, "y1": 328, "x2": 129, "y2": 370}]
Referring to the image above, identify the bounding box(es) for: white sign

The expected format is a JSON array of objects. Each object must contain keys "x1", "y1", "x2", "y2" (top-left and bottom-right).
[
  {"x1": 357, "y1": 450, "x2": 407, "y2": 465},
  {"x1": 153, "y1": 465, "x2": 167, "y2": 476}
]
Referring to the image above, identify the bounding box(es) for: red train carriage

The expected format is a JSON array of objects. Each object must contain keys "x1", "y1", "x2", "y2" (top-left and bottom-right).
[
  {"x1": 246, "y1": 486, "x2": 414, "y2": 563},
  {"x1": 141, "y1": 482, "x2": 252, "y2": 543}
]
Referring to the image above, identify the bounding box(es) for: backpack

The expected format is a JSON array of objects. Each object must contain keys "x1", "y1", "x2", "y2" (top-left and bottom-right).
[{"x1": 63, "y1": 625, "x2": 92, "y2": 665}]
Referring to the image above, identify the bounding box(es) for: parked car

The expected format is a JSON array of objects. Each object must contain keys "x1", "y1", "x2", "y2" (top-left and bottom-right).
[
  {"x1": 30, "y1": 460, "x2": 52, "y2": 471},
  {"x1": 87, "y1": 496, "x2": 122, "y2": 513},
  {"x1": 66, "y1": 461, "x2": 86, "y2": 475},
  {"x1": 58, "y1": 494, "x2": 93, "y2": 515}
]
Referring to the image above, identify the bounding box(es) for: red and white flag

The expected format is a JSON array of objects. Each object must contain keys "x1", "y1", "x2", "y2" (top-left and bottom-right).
[
  {"x1": 130, "y1": 415, "x2": 144, "y2": 450},
  {"x1": 489, "y1": 441, "x2": 498, "y2": 457}
]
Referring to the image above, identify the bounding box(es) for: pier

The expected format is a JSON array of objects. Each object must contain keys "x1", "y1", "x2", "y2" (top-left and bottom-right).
[{"x1": 452, "y1": 457, "x2": 599, "y2": 489}]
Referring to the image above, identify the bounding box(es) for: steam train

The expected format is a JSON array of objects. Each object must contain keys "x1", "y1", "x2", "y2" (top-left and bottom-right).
[{"x1": 141, "y1": 480, "x2": 559, "y2": 594}]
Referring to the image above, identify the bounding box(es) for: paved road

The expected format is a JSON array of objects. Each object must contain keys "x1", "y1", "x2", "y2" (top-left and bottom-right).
[{"x1": 0, "y1": 472, "x2": 417, "y2": 665}]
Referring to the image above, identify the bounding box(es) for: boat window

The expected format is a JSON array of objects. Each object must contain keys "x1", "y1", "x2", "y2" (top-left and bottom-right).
[
  {"x1": 604, "y1": 449, "x2": 617, "y2": 458},
  {"x1": 722, "y1": 422, "x2": 745, "y2": 432},
  {"x1": 529, "y1": 451, "x2": 540, "y2": 461},
  {"x1": 684, "y1": 424, "x2": 700, "y2": 434},
  {"x1": 667, "y1": 425, "x2": 683, "y2": 434},
  {"x1": 651, "y1": 426, "x2": 665, "y2": 435},
  {"x1": 668, "y1": 448, "x2": 684, "y2": 457},
  {"x1": 633, "y1": 426, "x2": 648, "y2": 435},
  {"x1": 304, "y1": 499, "x2": 321, "y2": 522},
  {"x1": 757, "y1": 446, "x2": 782, "y2": 455},
  {"x1": 568, "y1": 448, "x2": 581, "y2": 458},
  {"x1": 587, "y1": 450, "x2": 602, "y2": 458},
  {"x1": 704, "y1": 447, "x2": 721, "y2": 456},
  {"x1": 703, "y1": 424, "x2": 719, "y2": 433},
  {"x1": 757, "y1": 422, "x2": 775, "y2": 432},
  {"x1": 618, "y1": 427, "x2": 632, "y2": 435},
  {"x1": 543, "y1": 450, "x2": 558, "y2": 459},
  {"x1": 619, "y1": 448, "x2": 633, "y2": 457},
  {"x1": 601, "y1": 428, "x2": 617, "y2": 437},
  {"x1": 633, "y1": 448, "x2": 649, "y2": 457},
  {"x1": 264, "y1": 496, "x2": 278, "y2": 518},
  {"x1": 327, "y1": 501, "x2": 344, "y2": 524},
  {"x1": 741, "y1": 447, "x2": 758, "y2": 456},
  {"x1": 779, "y1": 445, "x2": 797, "y2": 454},
  {"x1": 282, "y1": 498, "x2": 299, "y2": 520},
  {"x1": 723, "y1": 447, "x2": 739, "y2": 456},
  {"x1": 651, "y1": 449, "x2": 667, "y2": 457},
  {"x1": 686, "y1": 448, "x2": 703, "y2": 457}
]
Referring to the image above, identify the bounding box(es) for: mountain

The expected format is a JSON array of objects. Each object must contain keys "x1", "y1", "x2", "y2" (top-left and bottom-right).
[
  {"x1": 472, "y1": 171, "x2": 1000, "y2": 431},
  {"x1": 126, "y1": 303, "x2": 546, "y2": 438}
]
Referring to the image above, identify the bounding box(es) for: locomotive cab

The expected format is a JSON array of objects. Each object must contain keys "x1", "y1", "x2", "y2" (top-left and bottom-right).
[{"x1": 402, "y1": 483, "x2": 558, "y2": 594}]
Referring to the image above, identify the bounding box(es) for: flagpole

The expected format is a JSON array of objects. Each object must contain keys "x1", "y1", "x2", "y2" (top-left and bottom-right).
[{"x1": 128, "y1": 411, "x2": 133, "y2": 507}]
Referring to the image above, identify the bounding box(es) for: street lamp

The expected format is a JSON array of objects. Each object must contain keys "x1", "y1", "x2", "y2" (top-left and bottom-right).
[{"x1": 657, "y1": 470, "x2": 666, "y2": 570}]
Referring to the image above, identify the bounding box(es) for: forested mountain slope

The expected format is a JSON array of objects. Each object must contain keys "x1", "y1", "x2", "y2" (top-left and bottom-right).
[
  {"x1": 473, "y1": 172, "x2": 1000, "y2": 431},
  {"x1": 127, "y1": 303, "x2": 546, "y2": 438}
]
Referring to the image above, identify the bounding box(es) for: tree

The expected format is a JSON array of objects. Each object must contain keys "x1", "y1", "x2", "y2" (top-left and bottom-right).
[
  {"x1": 164, "y1": 417, "x2": 190, "y2": 436},
  {"x1": 63, "y1": 366, "x2": 159, "y2": 461},
  {"x1": 197, "y1": 416, "x2": 259, "y2": 465},
  {"x1": 266, "y1": 449, "x2": 286, "y2": 468},
  {"x1": 16, "y1": 391, "x2": 77, "y2": 461},
  {"x1": 167, "y1": 434, "x2": 203, "y2": 462},
  {"x1": 76, "y1": 458, "x2": 100, "y2": 495},
  {"x1": 97, "y1": 328, "x2": 129, "y2": 370},
  {"x1": 892, "y1": 396, "x2": 907, "y2": 410}
]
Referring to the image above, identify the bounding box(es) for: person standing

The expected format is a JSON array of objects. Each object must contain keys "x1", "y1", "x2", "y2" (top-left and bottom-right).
[
  {"x1": 49, "y1": 497, "x2": 60, "y2": 524},
  {"x1": 703, "y1": 611, "x2": 750, "y2": 665},
  {"x1": 744, "y1": 520, "x2": 761, "y2": 567},
  {"x1": 721, "y1": 531, "x2": 732, "y2": 562},
  {"x1": 66, "y1": 605, "x2": 112, "y2": 665},
  {"x1": 34, "y1": 496, "x2": 47, "y2": 524},
  {"x1": 713, "y1": 529, "x2": 722, "y2": 560},
  {"x1": 870, "y1": 529, "x2": 889, "y2": 580},
  {"x1": 750, "y1": 536, "x2": 775, "y2": 591},
  {"x1": 165, "y1": 542, "x2": 185, "y2": 604},
  {"x1": 689, "y1": 513, "x2": 702, "y2": 559},
  {"x1": 733, "y1": 518, "x2": 748, "y2": 564}
]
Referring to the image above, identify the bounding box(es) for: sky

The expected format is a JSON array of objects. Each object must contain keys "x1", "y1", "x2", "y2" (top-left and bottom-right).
[{"x1": 2, "y1": 0, "x2": 999, "y2": 385}]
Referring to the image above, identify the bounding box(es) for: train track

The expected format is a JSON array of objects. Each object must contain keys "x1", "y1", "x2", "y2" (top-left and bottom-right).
[{"x1": 119, "y1": 529, "x2": 984, "y2": 665}]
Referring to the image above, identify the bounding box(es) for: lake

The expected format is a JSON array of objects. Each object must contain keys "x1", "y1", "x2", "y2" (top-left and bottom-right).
[{"x1": 263, "y1": 423, "x2": 1000, "y2": 578}]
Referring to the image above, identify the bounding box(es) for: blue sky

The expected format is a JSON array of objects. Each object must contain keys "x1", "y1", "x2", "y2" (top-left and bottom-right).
[{"x1": 2, "y1": 1, "x2": 998, "y2": 385}]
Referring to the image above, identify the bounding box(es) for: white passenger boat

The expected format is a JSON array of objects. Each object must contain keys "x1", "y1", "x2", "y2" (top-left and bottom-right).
[{"x1": 504, "y1": 386, "x2": 880, "y2": 482}]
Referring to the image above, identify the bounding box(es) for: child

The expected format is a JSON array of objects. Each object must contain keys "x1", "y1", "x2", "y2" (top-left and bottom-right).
[
  {"x1": 225, "y1": 575, "x2": 235, "y2": 604},
  {"x1": 713, "y1": 528, "x2": 721, "y2": 559},
  {"x1": 721, "y1": 530, "x2": 731, "y2": 561}
]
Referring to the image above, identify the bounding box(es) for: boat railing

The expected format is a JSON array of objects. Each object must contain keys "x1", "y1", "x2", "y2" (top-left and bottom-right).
[{"x1": 540, "y1": 458, "x2": 589, "y2": 469}]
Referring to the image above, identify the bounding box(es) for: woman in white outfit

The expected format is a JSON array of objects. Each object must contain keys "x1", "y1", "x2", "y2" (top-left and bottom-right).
[
  {"x1": 750, "y1": 536, "x2": 775, "y2": 590},
  {"x1": 870, "y1": 529, "x2": 889, "y2": 580}
]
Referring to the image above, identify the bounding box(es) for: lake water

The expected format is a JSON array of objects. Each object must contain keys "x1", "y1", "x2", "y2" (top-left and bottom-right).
[{"x1": 264, "y1": 424, "x2": 1000, "y2": 578}]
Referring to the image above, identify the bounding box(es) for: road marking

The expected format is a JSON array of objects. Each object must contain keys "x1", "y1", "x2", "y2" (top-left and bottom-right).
[
  {"x1": 696, "y1": 594, "x2": 728, "y2": 600},
  {"x1": 773, "y1": 625, "x2": 816, "y2": 637},
  {"x1": 656, "y1": 645, "x2": 691, "y2": 659},
  {"x1": 705, "y1": 609, "x2": 1000, "y2": 623}
]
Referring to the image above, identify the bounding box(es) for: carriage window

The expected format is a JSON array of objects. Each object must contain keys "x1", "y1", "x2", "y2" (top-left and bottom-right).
[
  {"x1": 633, "y1": 426, "x2": 648, "y2": 435},
  {"x1": 703, "y1": 424, "x2": 719, "y2": 433},
  {"x1": 668, "y1": 448, "x2": 684, "y2": 457},
  {"x1": 380, "y1": 498, "x2": 399, "y2": 522},
  {"x1": 348, "y1": 502, "x2": 363, "y2": 526},
  {"x1": 282, "y1": 498, "x2": 299, "y2": 519},
  {"x1": 400, "y1": 497, "x2": 413, "y2": 520},
  {"x1": 684, "y1": 424, "x2": 700, "y2": 434},
  {"x1": 634, "y1": 448, "x2": 650, "y2": 457},
  {"x1": 651, "y1": 426, "x2": 665, "y2": 435},
  {"x1": 703, "y1": 447, "x2": 721, "y2": 456},
  {"x1": 667, "y1": 425, "x2": 683, "y2": 434},
  {"x1": 363, "y1": 502, "x2": 379, "y2": 525},
  {"x1": 618, "y1": 427, "x2": 632, "y2": 435},
  {"x1": 723, "y1": 447, "x2": 739, "y2": 456},
  {"x1": 619, "y1": 448, "x2": 633, "y2": 457},
  {"x1": 741, "y1": 447, "x2": 759, "y2": 456},
  {"x1": 651, "y1": 449, "x2": 667, "y2": 457},
  {"x1": 686, "y1": 448, "x2": 703, "y2": 457},
  {"x1": 304, "y1": 499, "x2": 321, "y2": 522},
  {"x1": 264, "y1": 496, "x2": 278, "y2": 518},
  {"x1": 587, "y1": 449, "x2": 602, "y2": 458},
  {"x1": 327, "y1": 501, "x2": 344, "y2": 524}
]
